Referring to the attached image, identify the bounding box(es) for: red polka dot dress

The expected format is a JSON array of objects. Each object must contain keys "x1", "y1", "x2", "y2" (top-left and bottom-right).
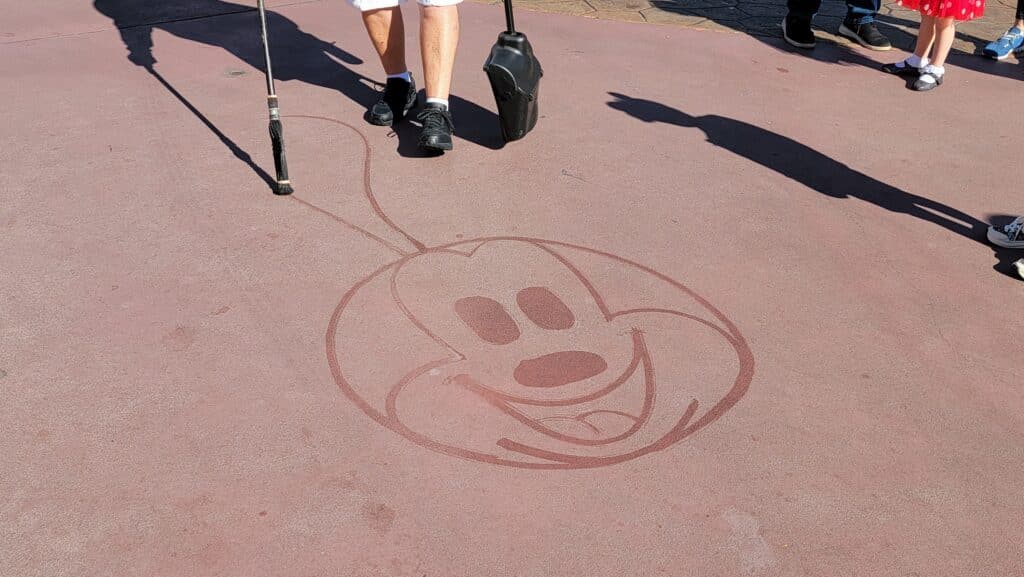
[{"x1": 896, "y1": 0, "x2": 984, "y2": 20}]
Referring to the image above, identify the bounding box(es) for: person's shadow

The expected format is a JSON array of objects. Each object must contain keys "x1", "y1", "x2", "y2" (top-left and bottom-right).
[
  {"x1": 606, "y1": 92, "x2": 1019, "y2": 278},
  {"x1": 94, "y1": 0, "x2": 501, "y2": 175},
  {"x1": 645, "y1": 0, "x2": 1022, "y2": 81}
]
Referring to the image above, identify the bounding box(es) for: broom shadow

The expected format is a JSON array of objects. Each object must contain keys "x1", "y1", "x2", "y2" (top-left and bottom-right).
[
  {"x1": 94, "y1": 0, "x2": 502, "y2": 180},
  {"x1": 142, "y1": 65, "x2": 277, "y2": 190}
]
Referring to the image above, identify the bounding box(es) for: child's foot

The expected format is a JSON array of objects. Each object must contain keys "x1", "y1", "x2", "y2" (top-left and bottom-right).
[
  {"x1": 988, "y1": 216, "x2": 1024, "y2": 249},
  {"x1": 368, "y1": 75, "x2": 418, "y2": 126},
  {"x1": 882, "y1": 56, "x2": 927, "y2": 76},
  {"x1": 912, "y1": 65, "x2": 944, "y2": 91},
  {"x1": 982, "y1": 27, "x2": 1024, "y2": 60},
  {"x1": 782, "y1": 15, "x2": 816, "y2": 49}
]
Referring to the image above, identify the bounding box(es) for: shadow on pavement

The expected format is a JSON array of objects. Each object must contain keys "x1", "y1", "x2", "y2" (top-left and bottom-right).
[
  {"x1": 93, "y1": 0, "x2": 501, "y2": 182},
  {"x1": 606, "y1": 91, "x2": 1020, "y2": 278},
  {"x1": 647, "y1": 0, "x2": 1022, "y2": 81}
]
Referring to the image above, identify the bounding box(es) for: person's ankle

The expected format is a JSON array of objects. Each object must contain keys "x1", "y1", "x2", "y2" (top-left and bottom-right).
[
  {"x1": 387, "y1": 71, "x2": 412, "y2": 83},
  {"x1": 907, "y1": 53, "x2": 929, "y2": 67},
  {"x1": 425, "y1": 97, "x2": 449, "y2": 110}
]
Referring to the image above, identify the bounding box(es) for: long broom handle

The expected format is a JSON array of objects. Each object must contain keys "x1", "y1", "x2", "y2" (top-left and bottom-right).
[
  {"x1": 256, "y1": 0, "x2": 293, "y2": 195},
  {"x1": 257, "y1": 0, "x2": 276, "y2": 96},
  {"x1": 504, "y1": 0, "x2": 516, "y2": 34}
]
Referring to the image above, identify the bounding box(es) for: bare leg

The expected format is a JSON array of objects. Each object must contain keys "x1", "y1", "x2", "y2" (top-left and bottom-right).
[
  {"x1": 914, "y1": 13, "x2": 936, "y2": 59},
  {"x1": 420, "y1": 4, "x2": 459, "y2": 101},
  {"x1": 929, "y1": 17, "x2": 956, "y2": 67},
  {"x1": 362, "y1": 7, "x2": 408, "y2": 75}
]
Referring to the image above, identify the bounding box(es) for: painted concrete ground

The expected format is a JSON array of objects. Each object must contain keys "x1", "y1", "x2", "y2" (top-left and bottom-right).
[{"x1": 1, "y1": 1, "x2": 1022, "y2": 576}]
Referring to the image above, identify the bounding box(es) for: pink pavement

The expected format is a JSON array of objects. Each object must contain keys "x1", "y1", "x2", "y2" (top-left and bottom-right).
[{"x1": 1, "y1": 1, "x2": 1022, "y2": 576}]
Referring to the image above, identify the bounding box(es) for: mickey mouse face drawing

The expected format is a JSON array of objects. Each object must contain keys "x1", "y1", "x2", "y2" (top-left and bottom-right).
[{"x1": 327, "y1": 238, "x2": 753, "y2": 469}]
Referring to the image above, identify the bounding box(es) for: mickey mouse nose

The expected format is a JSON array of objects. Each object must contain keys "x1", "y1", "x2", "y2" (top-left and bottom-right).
[{"x1": 513, "y1": 351, "x2": 608, "y2": 388}]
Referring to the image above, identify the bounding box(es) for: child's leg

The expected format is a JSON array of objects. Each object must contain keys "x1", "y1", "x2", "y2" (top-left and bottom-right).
[
  {"x1": 914, "y1": 14, "x2": 937, "y2": 59},
  {"x1": 929, "y1": 17, "x2": 956, "y2": 67}
]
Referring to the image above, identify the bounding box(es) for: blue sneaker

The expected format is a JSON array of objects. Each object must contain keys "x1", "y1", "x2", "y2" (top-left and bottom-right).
[{"x1": 983, "y1": 27, "x2": 1024, "y2": 60}]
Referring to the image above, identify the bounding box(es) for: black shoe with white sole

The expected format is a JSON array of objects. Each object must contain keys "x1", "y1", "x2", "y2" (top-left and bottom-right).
[
  {"x1": 782, "y1": 15, "x2": 816, "y2": 49},
  {"x1": 838, "y1": 21, "x2": 892, "y2": 51}
]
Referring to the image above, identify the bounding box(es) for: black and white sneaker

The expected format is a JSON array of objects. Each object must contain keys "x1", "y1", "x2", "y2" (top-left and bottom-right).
[
  {"x1": 782, "y1": 16, "x2": 816, "y2": 49},
  {"x1": 417, "y1": 103, "x2": 454, "y2": 153},
  {"x1": 838, "y1": 21, "x2": 892, "y2": 51},
  {"x1": 988, "y1": 216, "x2": 1024, "y2": 249},
  {"x1": 368, "y1": 75, "x2": 418, "y2": 126}
]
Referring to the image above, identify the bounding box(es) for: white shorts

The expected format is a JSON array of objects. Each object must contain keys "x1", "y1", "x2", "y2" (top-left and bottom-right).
[{"x1": 349, "y1": 0, "x2": 461, "y2": 11}]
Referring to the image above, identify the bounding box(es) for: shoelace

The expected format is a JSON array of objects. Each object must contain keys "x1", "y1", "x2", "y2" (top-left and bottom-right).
[
  {"x1": 1002, "y1": 217, "x2": 1023, "y2": 239},
  {"x1": 418, "y1": 108, "x2": 453, "y2": 132},
  {"x1": 998, "y1": 32, "x2": 1023, "y2": 46}
]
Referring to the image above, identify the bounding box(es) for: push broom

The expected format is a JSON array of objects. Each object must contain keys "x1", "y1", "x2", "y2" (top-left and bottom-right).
[{"x1": 257, "y1": 0, "x2": 293, "y2": 195}]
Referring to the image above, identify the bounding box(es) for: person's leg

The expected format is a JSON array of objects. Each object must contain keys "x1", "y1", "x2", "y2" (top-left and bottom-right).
[
  {"x1": 914, "y1": 14, "x2": 937, "y2": 60},
  {"x1": 844, "y1": 0, "x2": 879, "y2": 25},
  {"x1": 419, "y1": 4, "x2": 459, "y2": 102},
  {"x1": 362, "y1": 7, "x2": 408, "y2": 75},
  {"x1": 786, "y1": 0, "x2": 822, "y2": 22},
  {"x1": 358, "y1": 2, "x2": 419, "y2": 126},
  {"x1": 839, "y1": 0, "x2": 891, "y2": 50},
  {"x1": 882, "y1": 14, "x2": 934, "y2": 75},
  {"x1": 783, "y1": 0, "x2": 822, "y2": 48},
  {"x1": 982, "y1": 1, "x2": 1024, "y2": 59},
  {"x1": 928, "y1": 17, "x2": 956, "y2": 68},
  {"x1": 416, "y1": 1, "x2": 460, "y2": 152},
  {"x1": 913, "y1": 16, "x2": 953, "y2": 91}
]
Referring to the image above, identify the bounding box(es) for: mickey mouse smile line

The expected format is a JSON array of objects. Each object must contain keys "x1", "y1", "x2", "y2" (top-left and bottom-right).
[{"x1": 451, "y1": 329, "x2": 668, "y2": 447}]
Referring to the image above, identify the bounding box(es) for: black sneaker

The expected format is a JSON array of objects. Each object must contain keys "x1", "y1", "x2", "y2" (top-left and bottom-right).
[
  {"x1": 782, "y1": 15, "x2": 816, "y2": 49},
  {"x1": 417, "y1": 103, "x2": 454, "y2": 153},
  {"x1": 838, "y1": 21, "x2": 892, "y2": 51},
  {"x1": 368, "y1": 75, "x2": 417, "y2": 126}
]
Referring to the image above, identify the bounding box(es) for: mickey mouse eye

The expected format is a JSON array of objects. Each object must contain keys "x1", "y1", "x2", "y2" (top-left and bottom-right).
[
  {"x1": 517, "y1": 287, "x2": 575, "y2": 330},
  {"x1": 454, "y1": 296, "x2": 521, "y2": 345}
]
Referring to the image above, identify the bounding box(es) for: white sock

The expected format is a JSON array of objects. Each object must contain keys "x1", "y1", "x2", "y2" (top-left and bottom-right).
[
  {"x1": 906, "y1": 54, "x2": 928, "y2": 68},
  {"x1": 387, "y1": 71, "x2": 412, "y2": 83},
  {"x1": 924, "y1": 64, "x2": 945, "y2": 76},
  {"x1": 425, "y1": 97, "x2": 449, "y2": 110}
]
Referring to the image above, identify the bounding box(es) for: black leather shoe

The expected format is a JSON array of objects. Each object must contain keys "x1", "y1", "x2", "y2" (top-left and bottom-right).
[
  {"x1": 881, "y1": 58, "x2": 923, "y2": 77},
  {"x1": 368, "y1": 76, "x2": 417, "y2": 126},
  {"x1": 417, "y1": 103, "x2": 454, "y2": 152}
]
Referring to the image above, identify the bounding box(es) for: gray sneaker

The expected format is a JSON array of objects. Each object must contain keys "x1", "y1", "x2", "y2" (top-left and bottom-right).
[{"x1": 988, "y1": 216, "x2": 1024, "y2": 249}]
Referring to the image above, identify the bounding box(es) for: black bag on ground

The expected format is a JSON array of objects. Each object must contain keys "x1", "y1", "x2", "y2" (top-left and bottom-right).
[{"x1": 483, "y1": 0, "x2": 543, "y2": 143}]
